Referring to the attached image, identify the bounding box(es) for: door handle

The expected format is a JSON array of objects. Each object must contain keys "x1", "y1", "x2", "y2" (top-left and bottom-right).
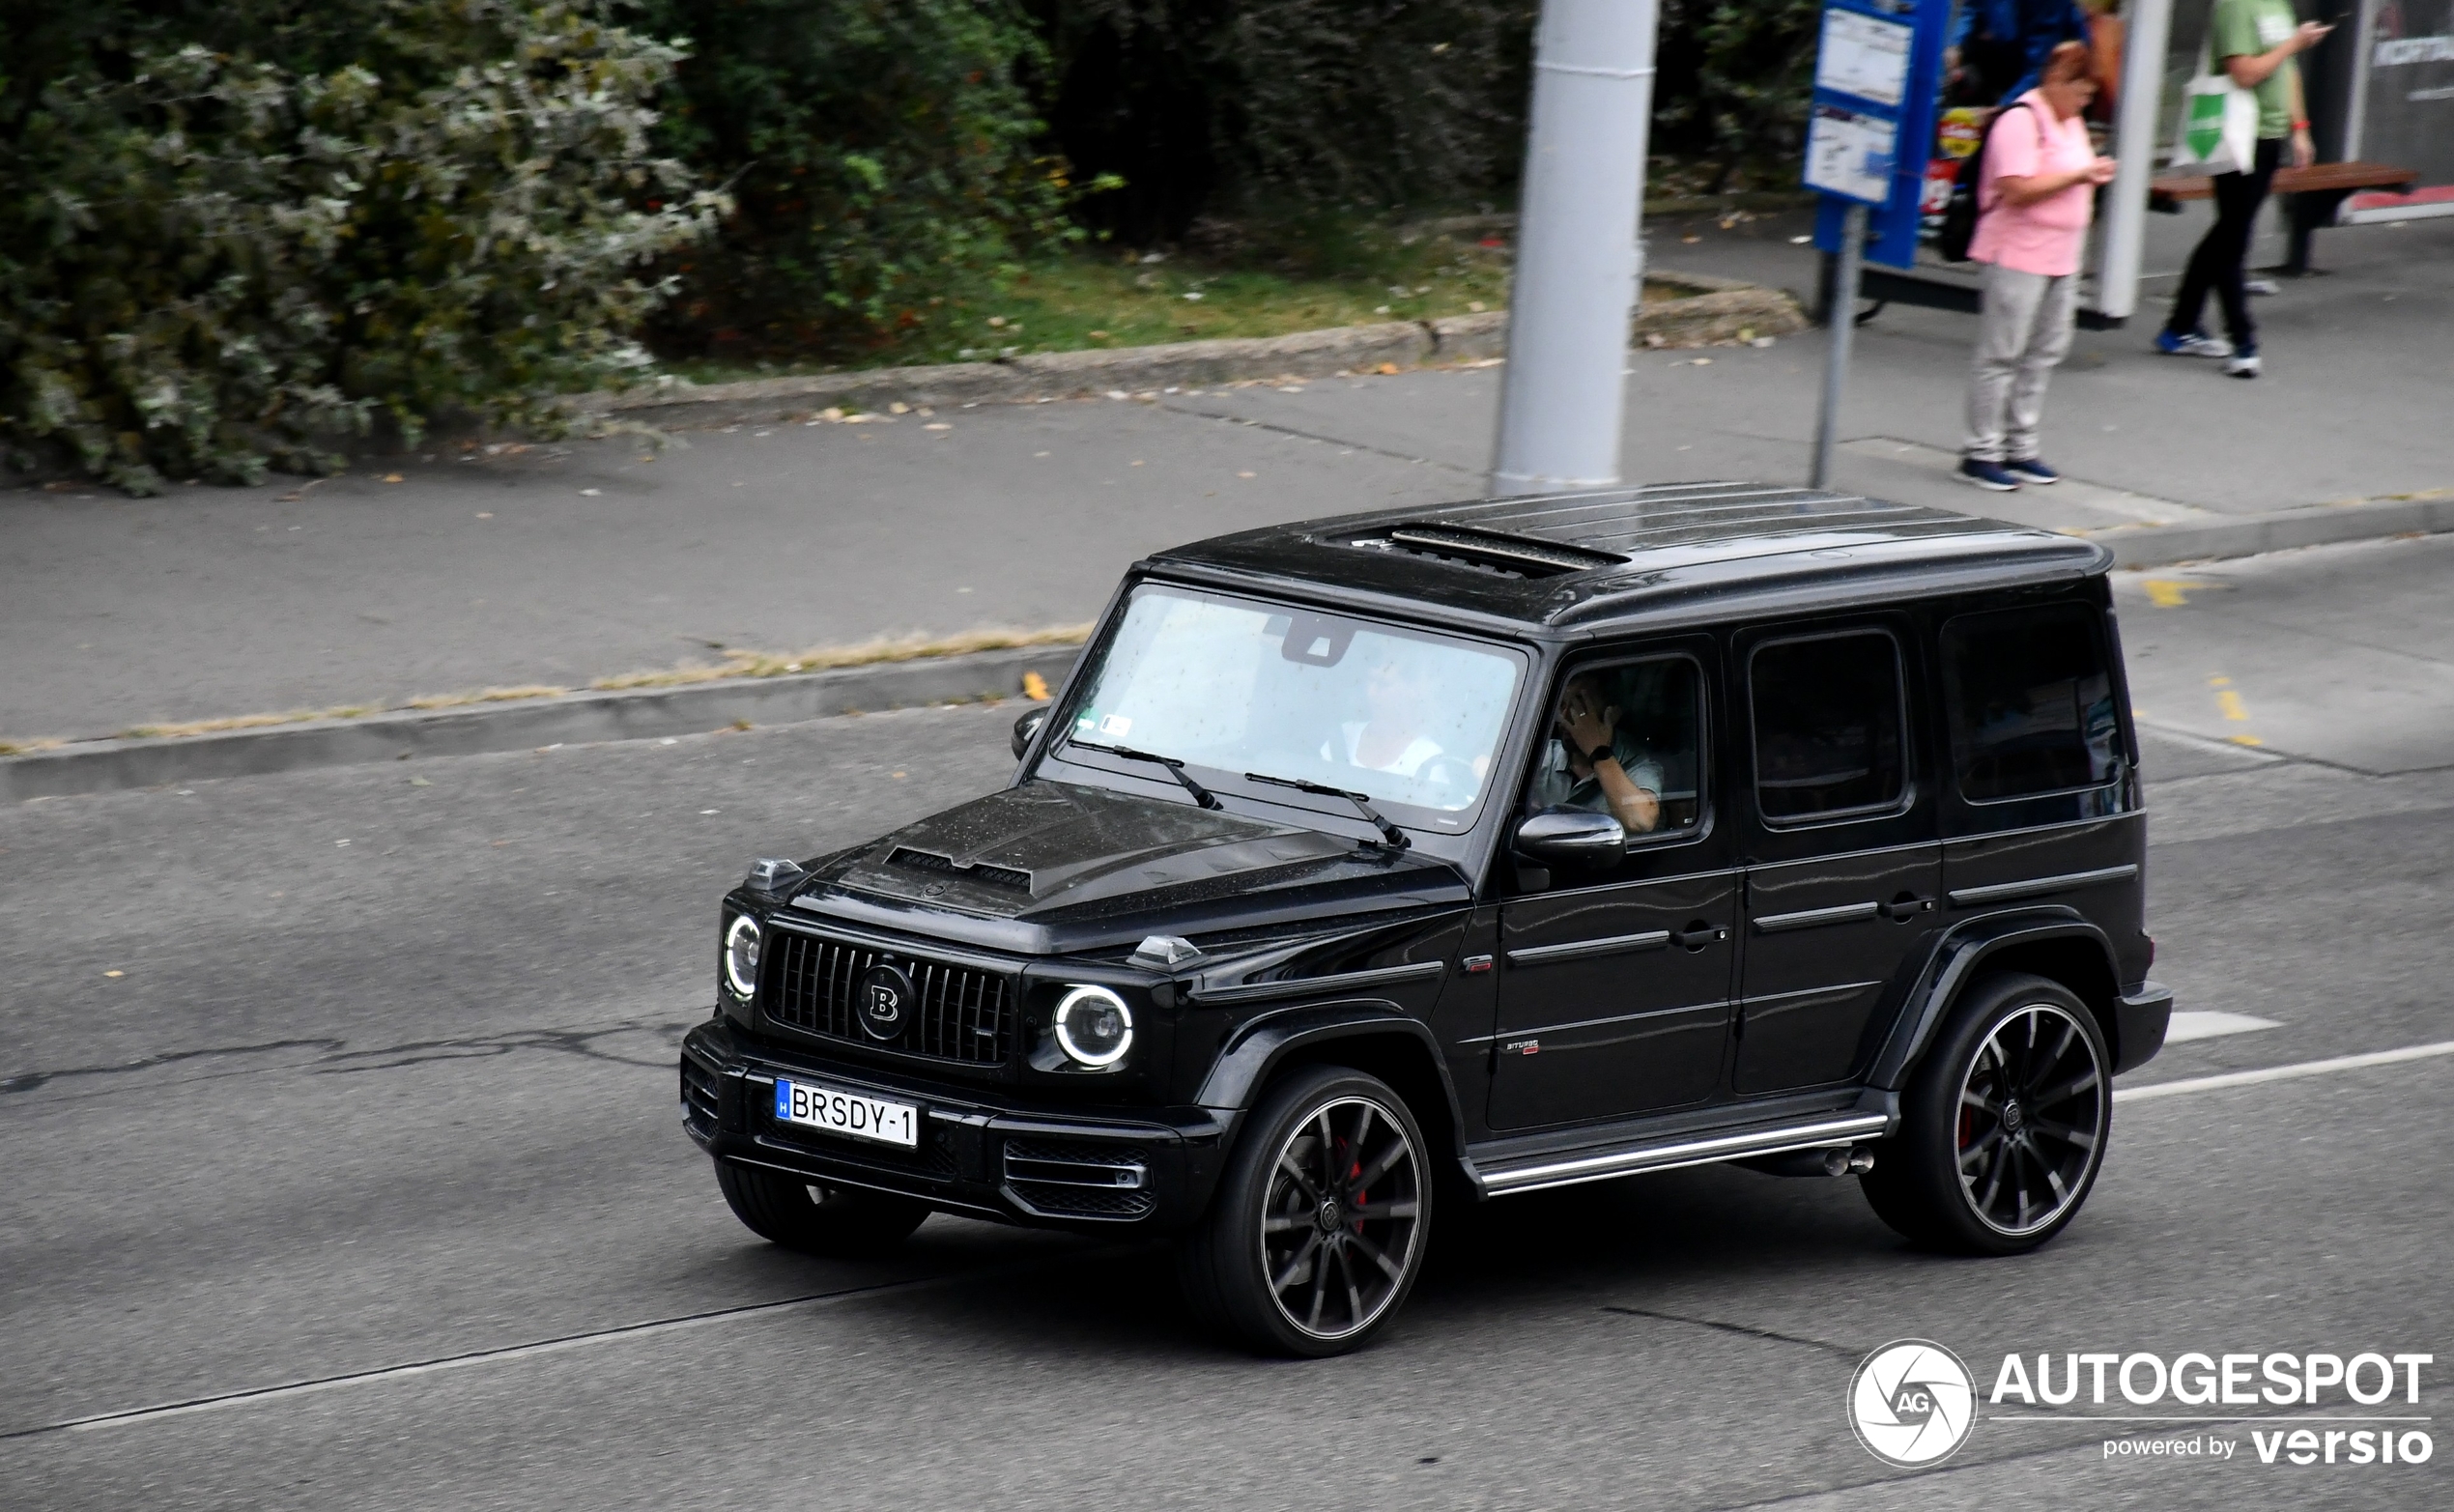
[
  {"x1": 1670, "y1": 923, "x2": 1728, "y2": 951},
  {"x1": 1880, "y1": 896, "x2": 1936, "y2": 922}
]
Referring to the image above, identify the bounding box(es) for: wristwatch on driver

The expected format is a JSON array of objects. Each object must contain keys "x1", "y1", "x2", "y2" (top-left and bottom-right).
[{"x1": 1585, "y1": 744, "x2": 1617, "y2": 768}]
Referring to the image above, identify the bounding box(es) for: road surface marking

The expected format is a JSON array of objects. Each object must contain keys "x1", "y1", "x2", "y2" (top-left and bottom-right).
[
  {"x1": 2161, "y1": 1010, "x2": 2282, "y2": 1044},
  {"x1": 2117, "y1": 1040, "x2": 2454, "y2": 1103}
]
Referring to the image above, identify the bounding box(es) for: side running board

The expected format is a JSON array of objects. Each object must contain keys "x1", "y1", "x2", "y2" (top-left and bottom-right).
[{"x1": 1471, "y1": 1113, "x2": 1892, "y2": 1197}]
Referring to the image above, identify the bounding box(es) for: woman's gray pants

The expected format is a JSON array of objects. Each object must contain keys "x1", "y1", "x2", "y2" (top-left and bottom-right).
[{"x1": 1964, "y1": 263, "x2": 2079, "y2": 465}]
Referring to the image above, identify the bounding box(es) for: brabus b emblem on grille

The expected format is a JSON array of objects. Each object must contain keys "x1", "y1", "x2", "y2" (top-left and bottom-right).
[{"x1": 856, "y1": 963, "x2": 915, "y2": 1041}]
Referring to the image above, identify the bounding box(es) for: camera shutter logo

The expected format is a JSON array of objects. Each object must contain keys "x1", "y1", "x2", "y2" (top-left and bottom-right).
[
  {"x1": 1850, "y1": 1340, "x2": 1977, "y2": 1468},
  {"x1": 857, "y1": 963, "x2": 915, "y2": 1041}
]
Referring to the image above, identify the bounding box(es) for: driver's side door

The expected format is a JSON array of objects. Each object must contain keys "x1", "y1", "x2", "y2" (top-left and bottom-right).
[{"x1": 1485, "y1": 643, "x2": 1738, "y2": 1131}]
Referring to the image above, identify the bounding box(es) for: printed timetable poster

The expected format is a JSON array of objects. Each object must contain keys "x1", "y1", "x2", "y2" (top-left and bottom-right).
[{"x1": 1805, "y1": 103, "x2": 1899, "y2": 204}]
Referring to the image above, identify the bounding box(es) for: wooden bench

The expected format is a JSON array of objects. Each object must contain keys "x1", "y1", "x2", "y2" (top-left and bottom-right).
[{"x1": 2149, "y1": 161, "x2": 2419, "y2": 275}]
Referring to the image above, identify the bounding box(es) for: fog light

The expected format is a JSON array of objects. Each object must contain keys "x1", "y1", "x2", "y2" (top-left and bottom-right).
[
  {"x1": 724, "y1": 913, "x2": 762, "y2": 998},
  {"x1": 1053, "y1": 984, "x2": 1133, "y2": 1068}
]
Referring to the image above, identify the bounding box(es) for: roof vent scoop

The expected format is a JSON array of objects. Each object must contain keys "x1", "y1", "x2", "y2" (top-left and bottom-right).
[{"x1": 1345, "y1": 524, "x2": 1626, "y2": 579}]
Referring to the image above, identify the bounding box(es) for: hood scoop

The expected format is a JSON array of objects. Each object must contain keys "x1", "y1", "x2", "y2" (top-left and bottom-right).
[{"x1": 887, "y1": 845, "x2": 1034, "y2": 892}]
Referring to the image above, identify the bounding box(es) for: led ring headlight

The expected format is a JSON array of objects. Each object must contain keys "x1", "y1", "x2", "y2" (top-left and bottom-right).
[
  {"x1": 1053, "y1": 984, "x2": 1134, "y2": 1068},
  {"x1": 724, "y1": 913, "x2": 763, "y2": 998}
]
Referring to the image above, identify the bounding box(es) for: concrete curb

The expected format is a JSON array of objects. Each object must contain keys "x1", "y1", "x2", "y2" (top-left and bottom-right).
[
  {"x1": 2096, "y1": 493, "x2": 2454, "y2": 568},
  {"x1": 13, "y1": 486, "x2": 2437, "y2": 804},
  {"x1": 583, "y1": 276, "x2": 1809, "y2": 431},
  {"x1": 1, "y1": 645, "x2": 1084, "y2": 804}
]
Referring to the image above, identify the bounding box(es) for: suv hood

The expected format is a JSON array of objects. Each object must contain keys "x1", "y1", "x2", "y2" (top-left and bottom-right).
[{"x1": 791, "y1": 781, "x2": 1469, "y2": 954}]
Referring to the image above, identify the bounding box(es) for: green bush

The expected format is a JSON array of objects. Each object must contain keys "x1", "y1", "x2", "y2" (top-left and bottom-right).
[
  {"x1": 0, "y1": 1, "x2": 721, "y2": 494},
  {"x1": 1658, "y1": 0, "x2": 1823, "y2": 186},
  {"x1": 635, "y1": 0, "x2": 1085, "y2": 358}
]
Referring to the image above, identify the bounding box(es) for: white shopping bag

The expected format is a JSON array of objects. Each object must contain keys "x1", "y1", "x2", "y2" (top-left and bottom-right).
[{"x1": 2173, "y1": 38, "x2": 2259, "y2": 176}]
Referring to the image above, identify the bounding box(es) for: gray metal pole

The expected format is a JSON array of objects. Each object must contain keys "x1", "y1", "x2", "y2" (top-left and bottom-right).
[
  {"x1": 1810, "y1": 202, "x2": 1869, "y2": 491},
  {"x1": 2096, "y1": 0, "x2": 2174, "y2": 323},
  {"x1": 1490, "y1": 0, "x2": 1659, "y2": 497}
]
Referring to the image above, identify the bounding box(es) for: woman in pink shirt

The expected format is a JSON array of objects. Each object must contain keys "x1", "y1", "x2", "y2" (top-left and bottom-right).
[{"x1": 1959, "y1": 42, "x2": 2118, "y2": 492}]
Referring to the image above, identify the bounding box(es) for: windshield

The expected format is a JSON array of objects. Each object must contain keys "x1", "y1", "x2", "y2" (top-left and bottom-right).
[{"x1": 1058, "y1": 585, "x2": 1525, "y2": 824}]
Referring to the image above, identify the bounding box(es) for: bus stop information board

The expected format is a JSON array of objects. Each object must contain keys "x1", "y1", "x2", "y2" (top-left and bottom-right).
[{"x1": 1806, "y1": 0, "x2": 1952, "y2": 270}]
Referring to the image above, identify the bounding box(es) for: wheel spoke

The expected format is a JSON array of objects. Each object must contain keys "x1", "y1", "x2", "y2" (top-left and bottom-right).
[
  {"x1": 1306, "y1": 1247, "x2": 1331, "y2": 1330},
  {"x1": 1350, "y1": 1103, "x2": 1375, "y2": 1172},
  {"x1": 1349, "y1": 1198, "x2": 1420, "y2": 1222},
  {"x1": 1270, "y1": 1231, "x2": 1322, "y2": 1294},
  {"x1": 1348, "y1": 1229, "x2": 1408, "y2": 1283},
  {"x1": 1333, "y1": 1243, "x2": 1365, "y2": 1329},
  {"x1": 1275, "y1": 1151, "x2": 1322, "y2": 1205},
  {"x1": 1353, "y1": 1133, "x2": 1410, "y2": 1192},
  {"x1": 1957, "y1": 1125, "x2": 2002, "y2": 1170},
  {"x1": 1975, "y1": 1136, "x2": 2010, "y2": 1212},
  {"x1": 2027, "y1": 1115, "x2": 2097, "y2": 1152},
  {"x1": 2029, "y1": 1069, "x2": 2101, "y2": 1111},
  {"x1": 1263, "y1": 1212, "x2": 1310, "y2": 1233},
  {"x1": 1959, "y1": 1086, "x2": 1999, "y2": 1116}
]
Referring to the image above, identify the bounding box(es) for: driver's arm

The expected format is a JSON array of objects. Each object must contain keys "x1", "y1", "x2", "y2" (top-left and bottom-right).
[{"x1": 1586, "y1": 752, "x2": 1660, "y2": 834}]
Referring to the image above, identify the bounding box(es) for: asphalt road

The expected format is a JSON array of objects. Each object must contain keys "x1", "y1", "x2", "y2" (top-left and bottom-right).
[{"x1": 2, "y1": 538, "x2": 2447, "y2": 1510}]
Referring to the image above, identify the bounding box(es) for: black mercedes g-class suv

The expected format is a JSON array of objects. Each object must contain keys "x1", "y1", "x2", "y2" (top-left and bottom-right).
[{"x1": 681, "y1": 483, "x2": 2172, "y2": 1356}]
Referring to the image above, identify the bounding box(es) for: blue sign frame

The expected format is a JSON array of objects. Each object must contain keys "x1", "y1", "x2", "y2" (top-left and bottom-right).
[{"x1": 1807, "y1": 0, "x2": 1953, "y2": 271}]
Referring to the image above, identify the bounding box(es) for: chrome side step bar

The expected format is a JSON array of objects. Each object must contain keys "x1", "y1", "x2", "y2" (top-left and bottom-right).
[{"x1": 1474, "y1": 1113, "x2": 1892, "y2": 1197}]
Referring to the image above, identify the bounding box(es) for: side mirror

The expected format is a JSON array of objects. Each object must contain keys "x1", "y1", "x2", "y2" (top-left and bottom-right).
[
  {"x1": 1514, "y1": 807, "x2": 1626, "y2": 867},
  {"x1": 1011, "y1": 706, "x2": 1050, "y2": 759}
]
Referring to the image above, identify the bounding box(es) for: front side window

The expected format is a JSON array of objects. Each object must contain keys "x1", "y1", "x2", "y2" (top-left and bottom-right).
[
  {"x1": 1942, "y1": 605, "x2": 2121, "y2": 801},
  {"x1": 1524, "y1": 656, "x2": 1705, "y2": 841},
  {"x1": 1060, "y1": 585, "x2": 1524, "y2": 820},
  {"x1": 1751, "y1": 631, "x2": 1908, "y2": 822}
]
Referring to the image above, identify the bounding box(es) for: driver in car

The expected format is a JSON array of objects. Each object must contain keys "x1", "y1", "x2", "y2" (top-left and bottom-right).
[{"x1": 1527, "y1": 671, "x2": 1664, "y2": 834}]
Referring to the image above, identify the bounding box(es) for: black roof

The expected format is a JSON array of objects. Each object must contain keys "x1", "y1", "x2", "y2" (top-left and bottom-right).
[{"x1": 1149, "y1": 481, "x2": 2113, "y2": 637}]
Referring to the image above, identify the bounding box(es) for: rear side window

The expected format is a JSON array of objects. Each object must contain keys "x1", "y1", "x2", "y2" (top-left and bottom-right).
[
  {"x1": 1942, "y1": 605, "x2": 2121, "y2": 801},
  {"x1": 1750, "y1": 631, "x2": 1907, "y2": 822}
]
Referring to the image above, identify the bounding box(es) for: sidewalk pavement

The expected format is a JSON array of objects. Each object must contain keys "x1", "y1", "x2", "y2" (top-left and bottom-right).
[{"x1": 5, "y1": 210, "x2": 2447, "y2": 747}]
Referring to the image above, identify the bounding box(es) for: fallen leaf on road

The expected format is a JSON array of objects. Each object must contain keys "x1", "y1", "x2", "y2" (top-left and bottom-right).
[
  {"x1": 409, "y1": 776, "x2": 432, "y2": 786},
  {"x1": 103, "y1": 969, "x2": 124, "y2": 979},
  {"x1": 382, "y1": 473, "x2": 404, "y2": 483},
  {"x1": 925, "y1": 422, "x2": 952, "y2": 431},
  {"x1": 1238, "y1": 471, "x2": 1257, "y2": 478},
  {"x1": 474, "y1": 511, "x2": 493, "y2": 519},
  {"x1": 1377, "y1": 362, "x2": 1399, "y2": 375},
  {"x1": 1022, "y1": 671, "x2": 1051, "y2": 700},
  {"x1": 580, "y1": 488, "x2": 601, "y2": 496}
]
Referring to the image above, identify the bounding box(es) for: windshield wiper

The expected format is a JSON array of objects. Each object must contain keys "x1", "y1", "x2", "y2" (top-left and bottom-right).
[
  {"x1": 1069, "y1": 740, "x2": 1222, "y2": 811},
  {"x1": 1243, "y1": 772, "x2": 1411, "y2": 849}
]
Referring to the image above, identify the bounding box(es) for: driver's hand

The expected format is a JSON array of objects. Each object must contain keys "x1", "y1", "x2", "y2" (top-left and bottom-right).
[{"x1": 1559, "y1": 690, "x2": 1614, "y2": 755}]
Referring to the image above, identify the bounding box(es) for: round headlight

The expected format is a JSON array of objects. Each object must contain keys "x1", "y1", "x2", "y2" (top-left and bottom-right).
[
  {"x1": 1053, "y1": 984, "x2": 1134, "y2": 1068},
  {"x1": 724, "y1": 913, "x2": 762, "y2": 998}
]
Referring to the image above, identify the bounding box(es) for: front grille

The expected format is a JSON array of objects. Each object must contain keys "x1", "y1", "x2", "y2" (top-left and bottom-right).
[
  {"x1": 680, "y1": 1057, "x2": 721, "y2": 1137},
  {"x1": 1002, "y1": 1137, "x2": 1156, "y2": 1221},
  {"x1": 762, "y1": 929, "x2": 1015, "y2": 1066}
]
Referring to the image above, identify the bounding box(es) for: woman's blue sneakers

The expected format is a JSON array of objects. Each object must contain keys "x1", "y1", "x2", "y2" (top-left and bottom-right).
[
  {"x1": 1959, "y1": 458, "x2": 2023, "y2": 492},
  {"x1": 2003, "y1": 458, "x2": 2061, "y2": 484}
]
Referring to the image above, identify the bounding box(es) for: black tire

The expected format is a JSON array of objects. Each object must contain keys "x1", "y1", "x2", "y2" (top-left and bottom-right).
[
  {"x1": 715, "y1": 1162, "x2": 930, "y2": 1258},
  {"x1": 1177, "y1": 1065, "x2": 1434, "y2": 1357},
  {"x1": 1863, "y1": 971, "x2": 2112, "y2": 1255}
]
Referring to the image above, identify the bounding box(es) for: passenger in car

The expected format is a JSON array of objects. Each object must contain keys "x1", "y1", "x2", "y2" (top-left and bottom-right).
[
  {"x1": 1328, "y1": 654, "x2": 1447, "y2": 776},
  {"x1": 1528, "y1": 671, "x2": 1666, "y2": 834}
]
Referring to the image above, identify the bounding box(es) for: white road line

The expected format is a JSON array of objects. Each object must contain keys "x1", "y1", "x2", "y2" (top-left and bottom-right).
[
  {"x1": 18, "y1": 1251, "x2": 1120, "y2": 1441},
  {"x1": 2117, "y1": 1040, "x2": 2454, "y2": 1102},
  {"x1": 2161, "y1": 1010, "x2": 2283, "y2": 1044}
]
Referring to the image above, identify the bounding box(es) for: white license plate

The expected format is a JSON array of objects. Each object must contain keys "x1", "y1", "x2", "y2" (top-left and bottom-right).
[{"x1": 771, "y1": 1078, "x2": 919, "y2": 1149}]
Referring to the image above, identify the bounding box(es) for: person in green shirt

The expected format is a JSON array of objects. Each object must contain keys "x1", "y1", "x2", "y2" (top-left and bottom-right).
[{"x1": 2155, "y1": 1, "x2": 2331, "y2": 378}]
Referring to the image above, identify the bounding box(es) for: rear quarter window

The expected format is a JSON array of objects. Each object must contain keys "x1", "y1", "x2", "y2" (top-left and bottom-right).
[{"x1": 1941, "y1": 605, "x2": 2122, "y2": 802}]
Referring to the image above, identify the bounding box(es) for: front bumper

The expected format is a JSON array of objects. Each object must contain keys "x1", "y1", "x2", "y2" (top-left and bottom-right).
[
  {"x1": 680, "y1": 1018, "x2": 1231, "y2": 1234},
  {"x1": 2112, "y1": 980, "x2": 2174, "y2": 1074}
]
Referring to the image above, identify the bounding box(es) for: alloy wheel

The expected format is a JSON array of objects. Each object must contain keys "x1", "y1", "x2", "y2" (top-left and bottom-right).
[
  {"x1": 1258, "y1": 1096, "x2": 1424, "y2": 1342},
  {"x1": 1954, "y1": 1003, "x2": 2107, "y2": 1237}
]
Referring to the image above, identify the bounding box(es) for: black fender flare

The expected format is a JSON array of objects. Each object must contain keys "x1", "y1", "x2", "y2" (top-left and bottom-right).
[
  {"x1": 1866, "y1": 909, "x2": 2121, "y2": 1090},
  {"x1": 1194, "y1": 999, "x2": 1469, "y2": 1159}
]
